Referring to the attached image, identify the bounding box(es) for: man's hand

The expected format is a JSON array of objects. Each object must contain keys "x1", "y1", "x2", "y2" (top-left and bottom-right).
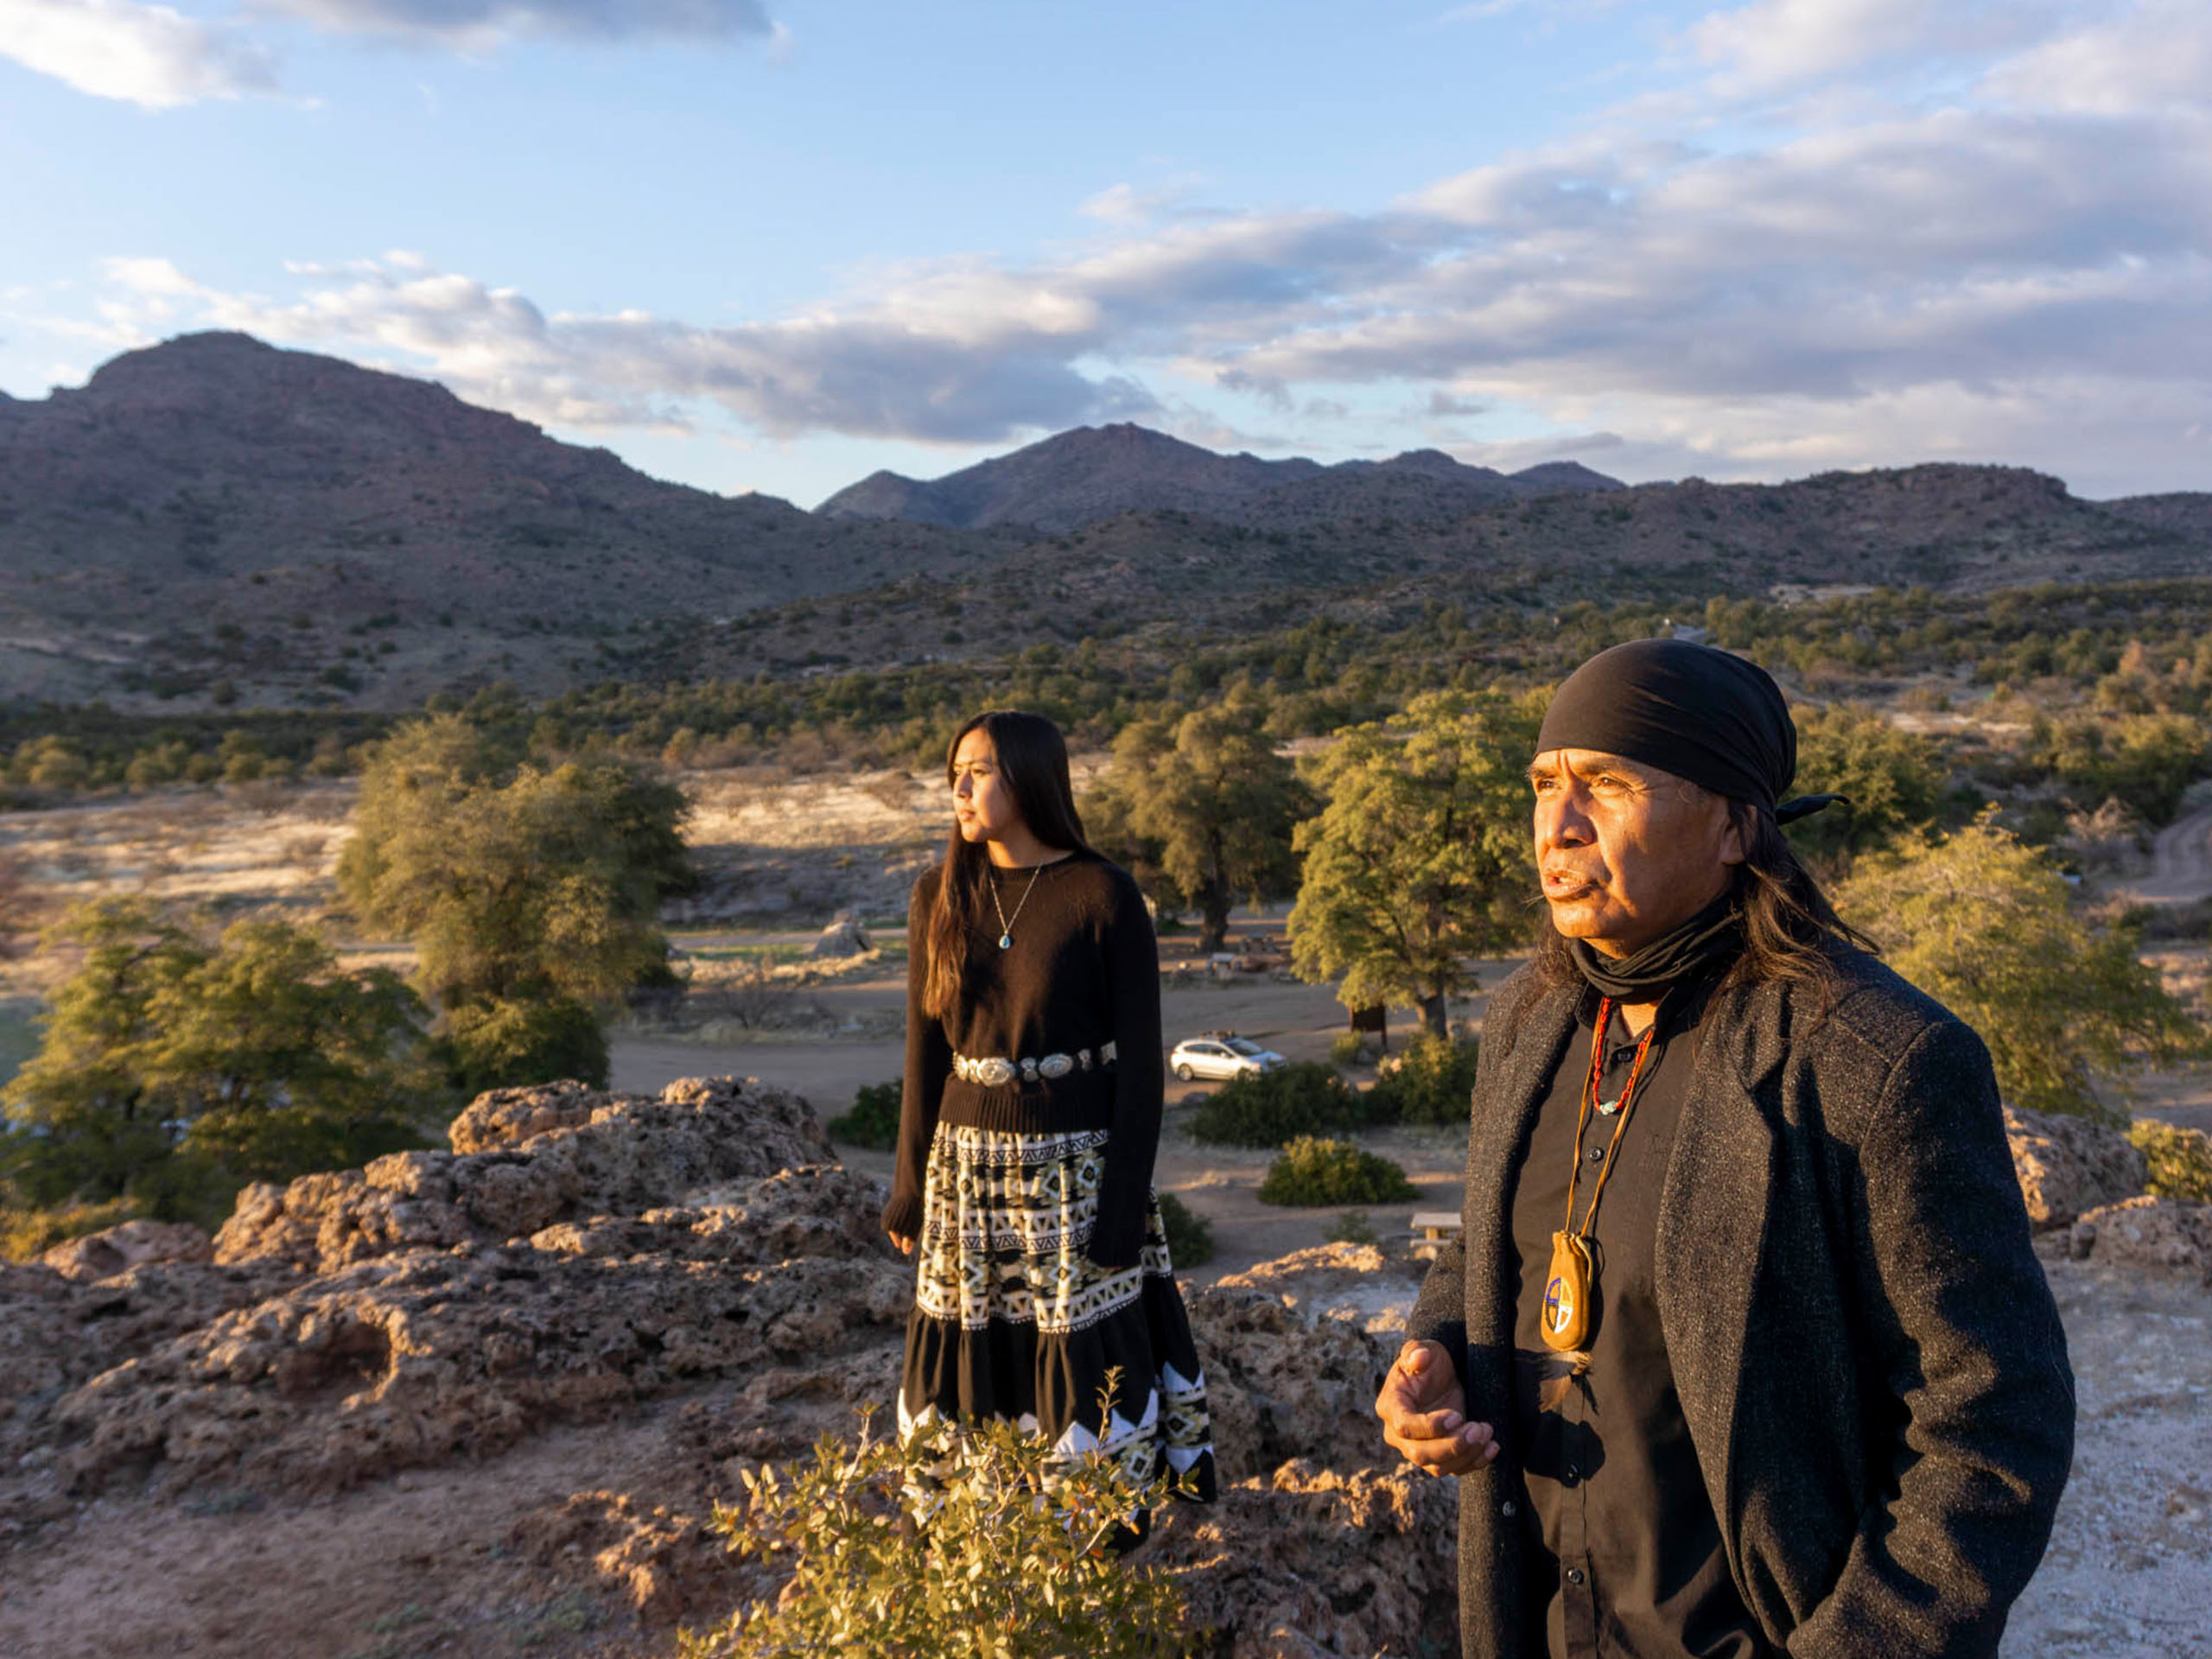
[
  {"x1": 888, "y1": 1230, "x2": 915, "y2": 1255},
  {"x1": 1376, "y1": 1338, "x2": 1499, "y2": 1478}
]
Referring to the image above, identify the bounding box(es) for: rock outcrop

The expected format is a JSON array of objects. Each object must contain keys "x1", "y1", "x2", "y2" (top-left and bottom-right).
[
  {"x1": 3, "y1": 1072, "x2": 1484, "y2": 1656},
  {"x1": 1148, "y1": 1462, "x2": 1459, "y2": 1658},
  {"x1": 807, "y1": 913, "x2": 873, "y2": 958},
  {"x1": 2005, "y1": 1103, "x2": 2149, "y2": 1228},
  {"x1": 39, "y1": 1220, "x2": 213, "y2": 1282},
  {"x1": 2070, "y1": 1196, "x2": 2212, "y2": 1283},
  {"x1": 31, "y1": 1078, "x2": 904, "y2": 1502},
  {"x1": 214, "y1": 1076, "x2": 836, "y2": 1272}
]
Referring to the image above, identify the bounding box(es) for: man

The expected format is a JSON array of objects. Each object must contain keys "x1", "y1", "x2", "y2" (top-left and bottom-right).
[{"x1": 1376, "y1": 639, "x2": 2072, "y2": 1659}]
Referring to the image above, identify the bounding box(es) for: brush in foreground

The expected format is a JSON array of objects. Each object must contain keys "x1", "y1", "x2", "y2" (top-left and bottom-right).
[{"x1": 683, "y1": 1394, "x2": 1185, "y2": 1659}]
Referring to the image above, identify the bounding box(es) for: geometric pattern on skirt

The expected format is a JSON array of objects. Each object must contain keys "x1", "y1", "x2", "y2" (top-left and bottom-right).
[{"x1": 899, "y1": 1122, "x2": 1217, "y2": 1498}]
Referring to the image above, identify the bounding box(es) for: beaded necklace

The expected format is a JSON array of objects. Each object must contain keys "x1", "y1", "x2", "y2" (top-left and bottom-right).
[{"x1": 1540, "y1": 995, "x2": 1661, "y2": 1354}]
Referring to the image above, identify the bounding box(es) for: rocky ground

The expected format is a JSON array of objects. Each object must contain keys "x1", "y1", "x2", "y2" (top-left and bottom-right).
[{"x1": 0, "y1": 1081, "x2": 2207, "y2": 1657}]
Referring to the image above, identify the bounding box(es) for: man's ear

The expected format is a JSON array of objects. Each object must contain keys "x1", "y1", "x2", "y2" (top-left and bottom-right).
[{"x1": 1719, "y1": 800, "x2": 1751, "y2": 868}]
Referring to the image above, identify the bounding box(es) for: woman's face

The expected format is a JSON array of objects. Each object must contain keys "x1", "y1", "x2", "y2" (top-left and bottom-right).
[{"x1": 950, "y1": 728, "x2": 1025, "y2": 845}]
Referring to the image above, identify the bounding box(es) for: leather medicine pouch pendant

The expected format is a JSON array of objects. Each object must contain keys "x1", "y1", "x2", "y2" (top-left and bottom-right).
[{"x1": 1541, "y1": 1231, "x2": 1597, "y2": 1352}]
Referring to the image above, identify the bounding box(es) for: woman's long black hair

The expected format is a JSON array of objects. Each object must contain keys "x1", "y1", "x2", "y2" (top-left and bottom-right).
[{"x1": 921, "y1": 709, "x2": 1091, "y2": 1020}]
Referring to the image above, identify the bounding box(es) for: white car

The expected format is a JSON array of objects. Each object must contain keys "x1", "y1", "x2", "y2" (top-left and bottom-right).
[{"x1": 1169, "y1": 1034, "x2": 1287, "y2": 1082}]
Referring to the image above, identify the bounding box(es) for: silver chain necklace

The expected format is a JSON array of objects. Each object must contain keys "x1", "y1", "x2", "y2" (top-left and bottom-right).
[{"x1": 988, "y1": 864, "x2": 1046, "y2": 950}]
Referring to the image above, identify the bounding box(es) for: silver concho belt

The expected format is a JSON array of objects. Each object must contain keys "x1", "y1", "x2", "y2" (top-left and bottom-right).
[{"x1": 952, "y1": 1041, "x2": 1118, "y2": 1087}]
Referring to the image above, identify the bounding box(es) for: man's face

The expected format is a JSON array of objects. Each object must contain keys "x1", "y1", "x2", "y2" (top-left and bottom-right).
[{"x1": 1529, "y1": 747, "x2": 1746, "y2": 959}]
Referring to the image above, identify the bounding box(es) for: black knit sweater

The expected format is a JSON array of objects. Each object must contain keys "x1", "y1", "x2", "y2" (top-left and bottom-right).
[{"x1": 881, "y1": 850, "x2": 1166, "y2": 1267}]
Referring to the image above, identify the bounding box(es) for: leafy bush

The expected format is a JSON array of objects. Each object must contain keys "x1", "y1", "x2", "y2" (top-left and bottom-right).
[
  {"x1": 2130, "y1": 1119, "x2": 2212, "y2": 1203},
  {"x1": 1365, "y1": 1034, "x2": 1479, "y2": 1128},
  {"x1": 1837, "y1": 814, "x2": 2205, "y2": 1119},
  {"x1": 2, "y1": 902, "x2": 445, "y2": 1228},
  {"x1": 1324, "y1": 1208, "x2": 1380, "y2": 1247},
  {"x1": 1156, "y1": 1190, "x2": 1213, "y2": 1267},
  {"x1": 1327, "y1": 1031, "x2": 1372, "y2": 1067},
  {"x1": 1258, "y1": 1136, "x2": 1419, "y2": 1207},
  {"x1": 827, "y1": 1080, "x2": 902, "y2": 1151},
  {"x1": 437, "y1": 994, "x2": 609, "y2": 1093},
  {"x1": 680, "y1": 1403, "x2": 1184, "y2": 1659},
  {"x1": 0, "y1": 1193, "x2": 141, "y2": 1263},
  {"x1": 1187, "y1": 1060, "x2": 1366, "y2": 1147}
]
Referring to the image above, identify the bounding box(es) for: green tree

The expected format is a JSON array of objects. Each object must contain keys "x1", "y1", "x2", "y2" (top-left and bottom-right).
[
  {"x1": 2034, "y1": 711, "x2": 2211, "y2": 826},
  {"x1": 1, "y1": 901, "x2": 440, "y2": 1226},
  {"x1": 1836, "y1": 815, "x2": 2203, "y2": 1120},
  {"x1": 1085, "y1": 704, "x2": 1307, "y2": 954},
  {"x1": 336, "y1": 715, "x2": 693, "y2": 1090},
  {"x1": 1289, "y1": 690, "x2": 1541, "y2": 1039},
  {"x1": 1786, "y1": 702, "x2": 1947, "y2": 865}
]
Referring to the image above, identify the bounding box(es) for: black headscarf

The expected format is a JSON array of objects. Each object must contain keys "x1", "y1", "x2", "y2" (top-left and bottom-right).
[{"x1": 1535, "y1": 638, "x2": 1840, "y2": 823}]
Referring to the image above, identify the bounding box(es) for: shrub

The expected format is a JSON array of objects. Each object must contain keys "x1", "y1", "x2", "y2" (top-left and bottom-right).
[
  {"x1": 1187, "y1": 1061, "x2": 1366, "y2": 1147},
  {"x1": 2130, "y1": 1119, "x2": 2212, "y2": 1203},
  {"x1": 1837, "y1": 814, "x2": 2204, "y2": 1119},
  {"x1": 3, "y1": 903, "x2": 443, "y2": 1228},
  {"x1": 680, "y1": 1402, "x2": 1184, "y2": 1659},
  {"x1": 1324, "y1": 1208, "x2": 1380, "y2": 1248},
  {"x1": 1327, "y1": 1031, "x2": 1372, "y2": 1067},
  {"x1": 1156, "y1": 1190, "x2": 1213, "y2": 1267},
  {"x1": 437, "y1": 995, "x2": 609, "y2": 1093},
  {"x1": 0, "y1": 1193, "x2": 142, "y2": 1263},
  {"x1": 827, "y1": 1080, "x2": 902, "y2": 1151},
  {"x1": 1258, "y1": 1136, "x2": 1419, "y2": 1207},
  {"x1": 1365, "y1": 1034, "x2": 1479, "y2": 1127}
]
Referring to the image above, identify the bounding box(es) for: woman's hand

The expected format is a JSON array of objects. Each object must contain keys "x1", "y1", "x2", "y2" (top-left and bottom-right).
[
  {"x1": 888, "y1": 1230, "x2": 916, "y2": 1255},
  {"x1": 1376, "y1": 1339, "x2": 1500, "y2": 1478}
]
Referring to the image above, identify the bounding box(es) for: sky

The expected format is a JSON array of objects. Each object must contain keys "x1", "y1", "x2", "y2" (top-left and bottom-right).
[{"x1": 1, "y1": 0, "x2": 2207, "y2": 508}]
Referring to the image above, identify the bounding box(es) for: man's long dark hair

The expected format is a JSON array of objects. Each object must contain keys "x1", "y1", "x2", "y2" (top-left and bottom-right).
[
  {"x1": 1535, "y1": 798, "x2": 1875, "y2": 995},
  {"x1": 921, "y1": 709, "x2": 1091, "y2": 1020}
]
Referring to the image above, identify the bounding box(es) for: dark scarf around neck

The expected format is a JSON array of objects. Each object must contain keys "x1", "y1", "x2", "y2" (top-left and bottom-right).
[{"x1": 1570, "y1": 892, "x2": 1745, "y2": 1002}]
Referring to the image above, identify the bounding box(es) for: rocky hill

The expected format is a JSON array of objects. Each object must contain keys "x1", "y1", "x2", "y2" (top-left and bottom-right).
[
  {"x1": 0, "y1": 333, "x2": 1012, "y2": 708},
  {"x1": 3, "y1": 334, "x2": 2209, "y2": 716},
  {"x1": 817, "y1": 421, "x2": 1624, "y2": 532}
]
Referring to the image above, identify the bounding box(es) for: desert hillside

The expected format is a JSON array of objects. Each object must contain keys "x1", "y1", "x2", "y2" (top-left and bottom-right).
[{"x1": 3, "y1": 334, "x2": 2207, "y2": 719}]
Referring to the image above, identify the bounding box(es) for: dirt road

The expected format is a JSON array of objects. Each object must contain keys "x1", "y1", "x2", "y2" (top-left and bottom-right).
[{"x1": 2120, "y1": 800, "x2": 2212, "y2": 907}]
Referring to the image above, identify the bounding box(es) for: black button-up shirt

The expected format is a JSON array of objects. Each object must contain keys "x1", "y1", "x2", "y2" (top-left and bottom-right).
[{"x1": 1506, "y1": 982, "x2": 1769, "y2": 1659}]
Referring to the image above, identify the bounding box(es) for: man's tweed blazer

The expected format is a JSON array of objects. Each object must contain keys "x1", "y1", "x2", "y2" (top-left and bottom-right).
[{"x1": 1408, "y1": 944, "x2": 2074, "y2": 1659}]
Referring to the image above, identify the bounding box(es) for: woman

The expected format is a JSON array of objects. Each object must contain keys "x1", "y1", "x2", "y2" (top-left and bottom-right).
[{"x1": 884, "y1": 709, "x2": 1217, "y2": 1507}]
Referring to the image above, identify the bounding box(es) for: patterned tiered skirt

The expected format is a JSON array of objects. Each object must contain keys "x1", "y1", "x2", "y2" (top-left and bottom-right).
[{"x1": 898, "y1": 1123, "x2": 1217, "y2": 1502}]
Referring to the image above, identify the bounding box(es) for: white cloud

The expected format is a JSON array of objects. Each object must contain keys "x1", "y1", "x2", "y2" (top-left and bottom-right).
[
  {"x1": 1688, "y1": 0, "x2": 2039, "y2": 96},
  {"x1": 54, "y1": 0, "x2": 2212, "y2": 493},
  {"x1": 0, "y1": 0, "x2": 278, "y2": 108},
  {"x1": 1984, "y1": 0, "x2": 2212, "y2": 116},
  {"x1": 251, "y1": 0, "x2": 775, "y2": 46}
]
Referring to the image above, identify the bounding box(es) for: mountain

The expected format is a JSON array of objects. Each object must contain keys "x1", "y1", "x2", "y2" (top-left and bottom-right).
[
  {"x1": 2, "y1": 333, "x2": 2206, "y2": 715},
  {"x1": 814, "y1": 423, "x2": 1622, "y2": 532},
  {"x1": 0, "y1": 333, "x2": 1007, "y2": 707}
]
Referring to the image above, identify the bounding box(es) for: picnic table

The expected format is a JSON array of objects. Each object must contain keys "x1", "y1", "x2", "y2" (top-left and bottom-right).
[{"x1": 1409, "y1": 1210, "x2": 1463, "y2": 1262}]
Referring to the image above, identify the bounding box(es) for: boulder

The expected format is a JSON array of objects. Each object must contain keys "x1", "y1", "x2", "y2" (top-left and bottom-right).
[
  {"x1": 808, "y1": 913, "x2": 873, "y2": 958},
  {"x1": 213, "y1": 1076, "x2": 835, "y2": 1272},
  {"x1": 448, "y1": 1079, "x2": 606, "y2": 1154},
  {"x1": 2005, "y1": 1104, "x2": 2147, "y2": 1228},
  {"x1": 1185, "y1": 1281, "x2": 1399, "y2": 1483},
  {"x1": 1147, "y1": 1461, "x2": 1459, "y2": 1658},
  {"x1": 2069, "y1": 1196, "x2": 2212, "y2": 1283},
  {"x1": 39, "y1": 1219, "x2": 213, "y2": 1282},
  {"x1": 1212, "y1": 1241, "x2": 1427, "y2": 1332}
]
